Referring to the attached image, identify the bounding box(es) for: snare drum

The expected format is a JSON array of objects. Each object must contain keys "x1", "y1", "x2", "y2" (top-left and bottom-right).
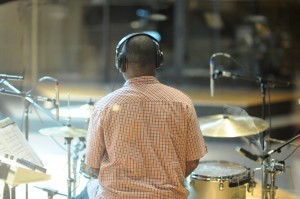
[{"x1": 187, "y1": 160, "x2": 250, "y2": 199}]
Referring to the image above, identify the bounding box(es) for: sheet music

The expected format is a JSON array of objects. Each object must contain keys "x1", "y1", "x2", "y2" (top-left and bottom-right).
[{"x1": 0, "y1": 117, "x2": 43, "y2": 167}]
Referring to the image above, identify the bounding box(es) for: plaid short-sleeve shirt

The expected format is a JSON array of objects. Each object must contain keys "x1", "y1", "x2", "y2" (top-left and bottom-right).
[{"x1": 85, "y1": 76, "x2": 207, "y2": 198}]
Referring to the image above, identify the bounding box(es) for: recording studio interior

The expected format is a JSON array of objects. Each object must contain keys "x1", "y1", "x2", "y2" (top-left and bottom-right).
[{"x1": 0, "y1": 0, "x2": 300, "y2": 199}]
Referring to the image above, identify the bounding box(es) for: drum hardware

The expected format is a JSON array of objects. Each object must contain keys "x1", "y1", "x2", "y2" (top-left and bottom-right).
[
  {"x1": 39, "y1": 123, "x2": 86, "y2": 199},
  {"x1": 268, "y1": 159, "x2": 285, "y2": 199},
  {"x1": 51, "y1": 99, "x2": 94, "y2": 120},
  {"x1": 218, "y1": 179, "x2": 224, "y2": 191},
  {"x1": 39, "y1": 125, "x2": 87, "y2": 138},
  {"x1": 247, "y1": 169, "x2": 257, "y2": 195},
  {"x1": 72, "y1": 137, "x2": 86, "y2": 196},
  {"x1": 65, "y1": 137, "x2": 75, "y2": 199},
  {"x1": 34, "y1": 186, "x2": 68, "y2": 199},
  {"x1": 210, "y1": 53, "x2": 292, "y2": 199},
  {"x1": 237, "y1": 133, "x2": 300, "y2": 199},
  {"x1": 251, "y1": 159, "x2": 286, "y2": 199}
]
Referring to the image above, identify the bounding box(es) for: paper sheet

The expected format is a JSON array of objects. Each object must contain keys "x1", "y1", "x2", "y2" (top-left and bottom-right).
[{"x1": 0, "y1": 117, "x2": 43, "y2": 167}]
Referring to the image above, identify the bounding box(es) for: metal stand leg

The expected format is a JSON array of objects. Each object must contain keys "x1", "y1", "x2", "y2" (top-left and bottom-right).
[
  {"x1": 34, "y1": 186, "x2": 68, "y2": 199},
  {"x1": 72, "y1": 138, "x2": 84, "y2": 196},
  {"x1": 10, "y1": 187, "x2": 15, "y2": 199},
  {"x1": 65, "y1": 137, "x2": 74, "y2": 199},
  {"x1": 3, "y1": 183, "x2": 10, "y2": 199}
]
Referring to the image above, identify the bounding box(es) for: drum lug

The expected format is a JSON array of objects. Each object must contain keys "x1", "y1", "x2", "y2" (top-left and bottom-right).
[{"x1": 219, "y1": 179, "x2": 224, "y2": 191}]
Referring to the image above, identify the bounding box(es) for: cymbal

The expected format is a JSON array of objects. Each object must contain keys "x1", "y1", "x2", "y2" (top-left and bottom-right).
[
  {"x1": 39, "y1": 126, "x2": 87, "y2": 138},
  {"x1": 199, "y1": 114, "x2": 269, "y2": 138},
  {"x1": 51, "y1": 104, "x2": 94, "y2": 119}
]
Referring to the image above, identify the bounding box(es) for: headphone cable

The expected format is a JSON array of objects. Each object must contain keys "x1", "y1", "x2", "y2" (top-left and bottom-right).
[{"x1": 111, "y1": 70, "x2": 120, "y2": 92}]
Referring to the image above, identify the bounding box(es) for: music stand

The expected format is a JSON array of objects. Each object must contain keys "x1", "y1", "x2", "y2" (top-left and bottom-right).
[{"x1": 0, "y1": 118, "x2": 50, "y2": 199}]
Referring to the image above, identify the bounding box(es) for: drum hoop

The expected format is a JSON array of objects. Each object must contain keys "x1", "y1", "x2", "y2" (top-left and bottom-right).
[{"x1": 191, "y1": 160, "x2": 250, "y2": 183}]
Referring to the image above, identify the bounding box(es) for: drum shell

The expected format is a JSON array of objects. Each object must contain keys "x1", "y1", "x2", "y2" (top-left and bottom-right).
[{"x1": 186, "y1": 160, "x2": 249, "y2": 199}]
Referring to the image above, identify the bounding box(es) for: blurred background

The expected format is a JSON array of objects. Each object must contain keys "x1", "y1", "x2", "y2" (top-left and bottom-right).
[
  {"x1": 1, "y1": 0, "x2": 299, "y2": 85},
  {"x1": 0, "y1": 0, "x2": 300, "y2": 198}
]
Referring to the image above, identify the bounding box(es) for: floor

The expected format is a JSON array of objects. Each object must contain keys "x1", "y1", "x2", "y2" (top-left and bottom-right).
[{"x1": 0, "y1": 79, "x2": 299, "y2": 199}]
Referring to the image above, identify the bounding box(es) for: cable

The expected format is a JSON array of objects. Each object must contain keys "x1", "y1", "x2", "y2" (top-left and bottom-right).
[
  {"x1": 267, "y1": 86, "x2": 272, "y2": 136},
  {"x1": 25, "y1": 76, "x2": 58, "y2": 95},
  {"x1": 111, "y1": 70, "x2": 120, "y2": 92},
  {"x1": 227, "y1": 55, "x2": 248, "y2": 69},
  {"x1": 282, "y1": 144, "x2": 300, "y2": 161},
  {"x1": 214, "y1": 53, "x2": 260, "y2": 77}
]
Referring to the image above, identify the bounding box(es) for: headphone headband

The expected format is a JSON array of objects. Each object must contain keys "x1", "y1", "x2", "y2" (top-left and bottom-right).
[
  {"x1": 115, "y1": 32, "x2": 164, "y2": 72},
  {"x1": 115, "y1": 33, "x2": 159, "y2": 55}
]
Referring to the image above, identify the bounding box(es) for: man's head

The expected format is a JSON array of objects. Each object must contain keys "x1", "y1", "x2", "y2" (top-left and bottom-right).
[{"x1": 115, "y1": 33, "x2": 163, "y2": 79}]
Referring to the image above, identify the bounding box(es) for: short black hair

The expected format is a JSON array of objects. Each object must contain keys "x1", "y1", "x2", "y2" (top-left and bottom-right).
[{"x1": 124, "y1": 35, "x2": 157, "y2": 68}]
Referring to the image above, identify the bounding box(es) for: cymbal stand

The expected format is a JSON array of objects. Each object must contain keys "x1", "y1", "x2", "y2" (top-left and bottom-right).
[
  {"x1": 260, "y1": 133, "x2": 300, "y2": 199},
  {"x1": 65, "y1": 93, "x2": 81, "y2": 196},
  {"x1": 72, "y1": 138, "x2": 85, "y2": 196},
  {"x1": 34, "y1": 186, "x2": 68, "y2": 199},
  {"x1": 67, "y1": 96, "x2": 92, "y2": 196},
  {"x1": 268, "y1": 159, "x2": 285, "y2": 199},
  {"x1": 65, "y1": 137, "x2": 74, "y2": 199}
]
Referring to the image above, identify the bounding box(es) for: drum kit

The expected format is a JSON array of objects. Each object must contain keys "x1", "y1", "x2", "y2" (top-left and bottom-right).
[
  {"x1": 187, "y1": 113, "x2": 299, "y2": 199},
  {"x1": 1, "y1": 76, "x2": 297, "y2": 199},
  {"x1": 38, "y1": 104, "x2": 298, "y2": 199},
  {"x1": 38, "y1": 101, "x2": 93, "y2": 199},
  {"x1": 186, "y1": 114, "x2": 268, "y2": 199}
]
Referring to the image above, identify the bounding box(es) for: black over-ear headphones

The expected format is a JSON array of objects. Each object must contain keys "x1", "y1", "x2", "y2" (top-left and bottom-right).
[{"x1": 115, "y1": 32, "x2": 164, "y2": 72}]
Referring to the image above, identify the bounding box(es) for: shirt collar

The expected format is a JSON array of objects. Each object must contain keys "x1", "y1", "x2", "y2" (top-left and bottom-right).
[{"x1": 123, "y1": 76, "x2": 159, "y2": 87}]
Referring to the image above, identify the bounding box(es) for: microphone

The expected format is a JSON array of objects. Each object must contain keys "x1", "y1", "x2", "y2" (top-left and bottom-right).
[
  {"x1": 210, "y1": 58, "x2": 215, "y2": 97},
  {"x1": 39, "y1": 76, "x2": 60, "y2": 121},
  {"x1": 235, "y1": 146, "x2": 261, "y2": 163},
  {"x1": 35, "y1": 96, "x2": 55, "y2": 102},
  {"x1": 209, "y1": 53, "x2": 231, "y2": 97},
  {"x1": 55, "y1": 81, "x2": 60, "y2": 121},
  {"x1": 0, "y1": 74, "x2": 24, "y2": 80},
  {"x1": 213, "y1": 69, "x2": 239, "y2": 80}
]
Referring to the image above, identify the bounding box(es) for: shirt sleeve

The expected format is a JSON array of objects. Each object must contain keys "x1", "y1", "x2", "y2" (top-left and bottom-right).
[
  {"x1": 85, "y1": 107, "x2": 106, "y2": 169},
  {"x1": 186, "y1": 105, "x2": 208, "y2": 161}
]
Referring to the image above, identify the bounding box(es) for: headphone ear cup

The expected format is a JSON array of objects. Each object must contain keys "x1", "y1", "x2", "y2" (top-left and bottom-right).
[
  {"x1": 156, "y1": 50, "x2": 164, "y2": 69},
  {"x1": 117, "y1": 53, "x2": 127, "y2": 72}
]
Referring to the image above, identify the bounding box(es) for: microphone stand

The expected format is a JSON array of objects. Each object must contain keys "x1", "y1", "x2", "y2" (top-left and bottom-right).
[
  {"x1": 214, "y1": 71, "x2": 290, "y2": 199},
  {"x1": 34, "y1": 186, "x2": 68, "y2": 199},
  {"x1": 260, "y1": 133, "x2": 300, "y2": 199},
  {"x1": 0, "y1": 79, "x2": 62, "y2": 199},
  {"x1": 261, "y1": 133, "x2": 300, "y2": 160}
]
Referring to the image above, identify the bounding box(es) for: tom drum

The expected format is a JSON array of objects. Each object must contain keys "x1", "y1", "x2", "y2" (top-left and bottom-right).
[{"x1": 186, "y1": 160, "x2": 250, "y2": 199}]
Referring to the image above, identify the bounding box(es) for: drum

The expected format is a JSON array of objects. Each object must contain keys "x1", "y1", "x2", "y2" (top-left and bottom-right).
[{"x1": 187, "y1": 160, "x2": 250, "y2": 199}]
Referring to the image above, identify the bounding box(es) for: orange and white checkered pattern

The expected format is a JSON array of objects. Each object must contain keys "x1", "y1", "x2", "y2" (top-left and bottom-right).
[{"x1": 85, "y1": 76, "x2": 207, "y2": 198}]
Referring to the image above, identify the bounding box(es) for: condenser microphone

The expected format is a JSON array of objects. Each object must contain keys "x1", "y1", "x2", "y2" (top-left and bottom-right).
[
  {"x1": 55, "y1": 81, "x2": 60, "y2": 121},
  {"x1": 214, "y1": 70, "x2": 237, "y2": 79},
  {"x1": 0, "y1": 74, "x2": 24, "y2": 80},
  {"x1": 39, "y1": 76, "x2": 60, "y2": 121},
  {"x1": 236, "y1": 146, "x2": 261, "y2": 164},
  {"x1": 209, "y1": 53, "x2": 231, "y2": 97},
  {"x1": 210, "y1": 57, "x2": 215, "y2": 97}
]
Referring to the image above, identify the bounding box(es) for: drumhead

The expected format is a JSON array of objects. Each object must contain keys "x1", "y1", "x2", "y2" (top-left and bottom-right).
[{"x1": 191, "y1": 160, "x2": 248, "y2": 181}]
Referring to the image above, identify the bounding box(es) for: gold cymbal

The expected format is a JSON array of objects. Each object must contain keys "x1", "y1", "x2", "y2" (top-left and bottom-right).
[
  {"x1": 51, "y1": 104, "x2": 94, "y2": 119},
  {"x1": 199, "y1": 114, "x2": 269, "y2": 138},
  {"x1": 39, "y1": 126, "x2": 87, "y2": 138}
]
